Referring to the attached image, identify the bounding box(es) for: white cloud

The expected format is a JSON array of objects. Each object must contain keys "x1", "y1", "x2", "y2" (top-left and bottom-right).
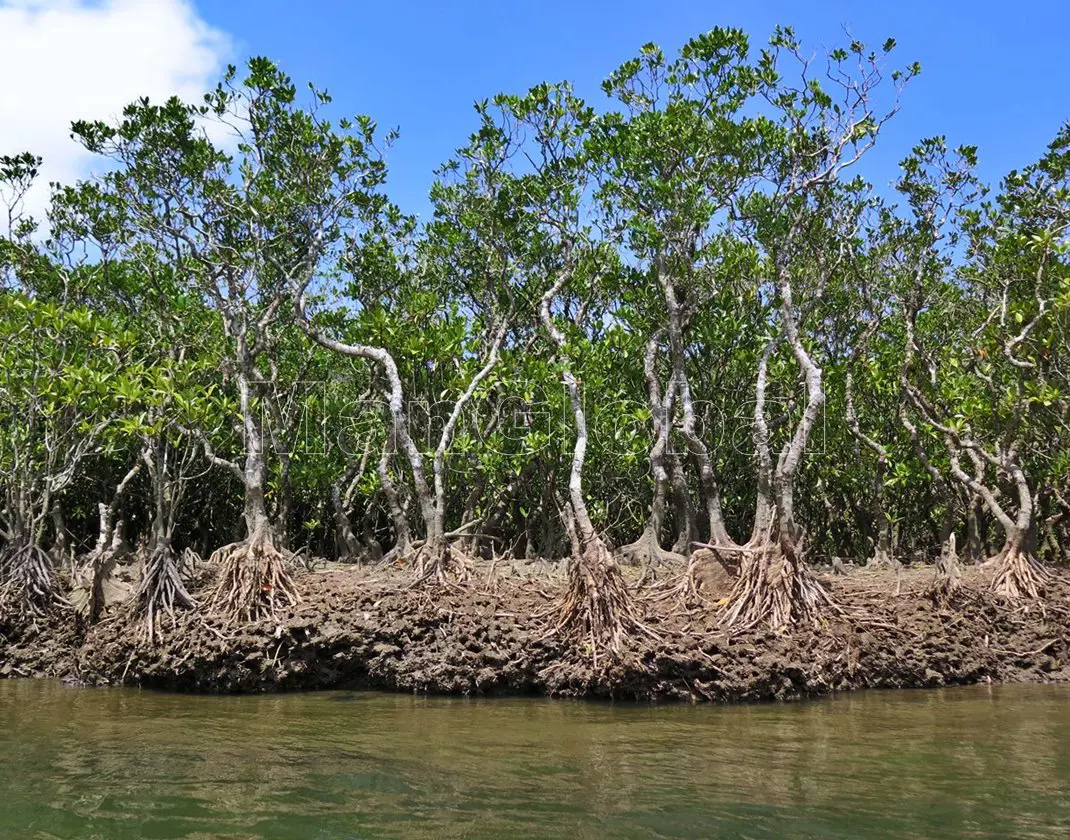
[{"x1": 0, "y1": 0, "x2": 230, "y2": 225}]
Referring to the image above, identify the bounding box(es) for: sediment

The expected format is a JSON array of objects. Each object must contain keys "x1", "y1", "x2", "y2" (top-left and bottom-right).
[{"x1": 1, "y1": 564, "x2": 1069, "y2": 702}]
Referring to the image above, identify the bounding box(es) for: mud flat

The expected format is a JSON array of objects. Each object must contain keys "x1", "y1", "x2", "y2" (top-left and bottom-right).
[{"x1": 1, "y1": 564, "x2": 1068, "y2": 702}]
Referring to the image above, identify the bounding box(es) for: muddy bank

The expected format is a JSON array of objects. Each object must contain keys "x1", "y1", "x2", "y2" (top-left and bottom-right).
[{"x1": 2, "y1": 564, "x2": 1069, "y2": 702}]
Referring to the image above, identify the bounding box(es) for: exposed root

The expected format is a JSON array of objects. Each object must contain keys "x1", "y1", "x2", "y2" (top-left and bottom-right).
[
  {"x1": 718, "y1": 534, "x2": 838, "y2": 631},
  {"x1": 990, "y1": 543, "x2": 1049, "y2": 601},
  {"x1": 554, "y1": 534, "x2": 654, "y2": 662},
  {"x1": 866, "y1": 549, "x2": 901, "y2": 571},
  {"x1": 928, "y1": 534, "x2": 963, "y2": 606},
  {"x1": 181, "y1": 547, "x2": 202, "y2": 575},
  {"x1": 207, "y1": 529, "x2": 299, "y2": 623},
  {"x1": 618, "y1": 527, "x2": 687, "y2": 572},
  {"x1": 411, "y1": 542, "x2": 474, "y2": 588},
  {"x1": 132, "y1": 542, "x2": 197, "y2": 644},
  {"x1": 648, "y1": 545, "x2": 736, "y2": 610},
  {"x1": 0, "y1": 542, "x2": 65, "y2": 614}
]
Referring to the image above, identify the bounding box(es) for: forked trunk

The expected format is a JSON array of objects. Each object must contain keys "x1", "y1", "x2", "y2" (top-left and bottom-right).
[
  {"x1": 945, "y1": 445, "x2": 1045, "y2": 600},
  {"x1": 133, "y1": 439, "x2": 197, "y2": 640},
  {"x1": 331, "y1": 485, "x2": 361, "y2": 561},
  {"x1": 621, "y1": 331, "x2": 685, "y2": 569},
  {"x1": 726, "y1": 252, "x2": 834, "y2": 629}
]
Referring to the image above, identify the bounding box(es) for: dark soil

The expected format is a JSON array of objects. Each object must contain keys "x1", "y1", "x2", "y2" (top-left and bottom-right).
[{"x1": 2, "y1": 561, "x2": 1069, "y2": 702}]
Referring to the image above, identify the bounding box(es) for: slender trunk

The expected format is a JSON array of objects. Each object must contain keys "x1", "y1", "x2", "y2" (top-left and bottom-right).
[
  {"x1": 540, "y1": 266, "x2": 643, "y2": 651},
  {"x1": 773, "y1": 259, "x2": 824, "y2": 542},
  {"x1": 49, "y1": 500, "x2": 72, "y2": 569},
  {"x1": 621, "y1": 331, "x2": 681, "y2": 566},
  {"x1": 276, "y1": 464, "x2": 293, "y2": 551},
  {"x1": 331, "y1": 482, "x2": 360, "y2": 560},
  {"x1": 429, "y1": 323, "x2": 507, "y2": 559},
  {"x1": 668, "y1": 453, "x2": 699, "y2": 555},
  {"x1": 378, "y1": 431, "x2": 412, "y2": 557},
  {"x1": 659, "y1": 265, "x2": 733, "y2": 548},
  {"x1": 750, "y1": 336, "x2": 780, "y2": 542},
  {"x1": 238, "y1": 370, "x2": 272, "y2": 540},
  {"x1": 646, "y1": 331, "x2": 671, "y2": 545},
  {"x1": 965, "y1": 492, "x2": 985, "y2": 563}
]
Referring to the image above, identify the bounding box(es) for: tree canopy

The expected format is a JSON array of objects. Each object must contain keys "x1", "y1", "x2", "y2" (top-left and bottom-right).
[{"x1": 1, "y1": 27, "x2": 1067, "y2": 647}]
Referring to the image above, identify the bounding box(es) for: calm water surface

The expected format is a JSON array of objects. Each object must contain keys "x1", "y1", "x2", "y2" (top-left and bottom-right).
[{"x1": 0, "y1": 680, "x2": 1069, "y2": 839}]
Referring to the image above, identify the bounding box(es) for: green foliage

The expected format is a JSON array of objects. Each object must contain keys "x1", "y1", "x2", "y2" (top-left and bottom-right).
[{"x1": 0, "y1": 30, "x2": 1066, "y2": 568}]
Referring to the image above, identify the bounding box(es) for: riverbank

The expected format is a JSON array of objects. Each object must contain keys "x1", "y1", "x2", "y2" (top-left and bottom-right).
[{"x1": 2, "y1": 563, "x2": 1069, "y2": 701}]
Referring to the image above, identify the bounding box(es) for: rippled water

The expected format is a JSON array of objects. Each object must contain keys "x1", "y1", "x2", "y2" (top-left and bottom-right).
[{"x1": 1, "y1": 680, "x2": 1069, "y2": 838}]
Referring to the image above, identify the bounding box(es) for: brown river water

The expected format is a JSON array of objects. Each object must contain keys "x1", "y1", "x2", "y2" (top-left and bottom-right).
[{"x1": 0, "y1": 680, "x2": 1068, "y2": 838}]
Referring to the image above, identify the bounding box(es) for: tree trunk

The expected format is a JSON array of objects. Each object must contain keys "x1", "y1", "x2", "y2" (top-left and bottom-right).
[
  {"x1": 750, "y1": 336, "x2": 780, "y2": 544},
  {"x1": 946, "y1": 446, "x2": 1047, "y2": 599},
  {"x1": 541, "y1": 269, "x2": 644, "y2": 654},
  {"x1": 620, "y1": 332, "x2": 684, "y2": 568},
  {"x1": 207, "y1": 369, "x2": 299, "y2": 622},
  {"x1": 722, "y1": 254, "x2": 834, "y2": 630},
  {"x1": 378, "y1": 432, "x2": 412, "y2": 560},
  {"x1": 668, "y1": 454, "x2": 700, "y2": 556},
  {"x1": 133, "y1": 437, "x2": 196, "y2": 641},
  {"x1": 48, "y1": 500, "x2": 73, "y2": 570}
]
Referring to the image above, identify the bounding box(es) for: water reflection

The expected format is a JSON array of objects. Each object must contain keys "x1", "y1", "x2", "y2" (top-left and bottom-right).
[{"x1": 1, "y1": 681, "x2": 1069, "y2": 838}]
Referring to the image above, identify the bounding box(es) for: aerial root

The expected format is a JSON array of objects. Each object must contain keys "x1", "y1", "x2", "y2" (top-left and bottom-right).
[
  {"x1": 865, "y1": 549, "x2": 901, "y2": 571},
  {"x1": 0, "y1": 543, "x2": 64, "y2": 615},
  {"x1": 554, "y1": 536, "x2": 658, "y2": 663},
  {"x1": 410, "y1": 541, "x2": 475, "y2": 588},
  {"x1": 132, "y1": 542, "x2": 197, "y2": 643},
  {"x1": 207, "y1": 529, "x2": 299, "y2": 623},
  {"x1": 990, "y1": 543, "x2": 1049, "y2": 601},
  {"x1": 645, "y1": 546, "x2": 725, "y2": 610},
  {"x1": 718, "y1": 534, "x2": 838, "y2": 631}
]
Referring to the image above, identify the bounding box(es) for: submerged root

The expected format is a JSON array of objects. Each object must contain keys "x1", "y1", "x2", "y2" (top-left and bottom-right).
[
  {"x1": 718, "y1": 535, "x2": 837, "y2": 631},
  {"x1": 990, "y1": 544, "x2": 1049, "y2": 601},
  {"x1": 207, "y1": 530, "x2": 299, "y2": 623},
  {"x1": 0, "y1": 543, "x2": 64, "y2": 615},
  {"x1": 133, "y1": 542, "x2": 197, "y2": 643}
]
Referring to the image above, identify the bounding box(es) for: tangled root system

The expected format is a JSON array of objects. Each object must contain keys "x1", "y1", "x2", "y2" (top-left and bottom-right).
[
  {"x1": 133, "y1": 542, "x2": 197, "y2": 643},
  {"x1": 0, "y1": 542, "x2": 63, "y2": 615},
  {"x1": 208, "y1": 528, "x2": 299, "y2": 623},
  {"x1": 990, "y1": 543, "x2": 1049, "y2": 601},
  {"x1": 718, "y1": 533, "x2": 837, "y2": 631},
  {"x1": 928, "y1": 534, "x2": 964, "y2": 606},
  {"x1": 554, "y1": 535, "x2": 654, "y2": 661}
]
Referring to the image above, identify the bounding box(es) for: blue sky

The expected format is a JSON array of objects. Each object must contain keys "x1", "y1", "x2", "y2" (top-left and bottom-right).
[
  {"x1": 192, "y1": 1, "x2": 1070, "y2": 219},
  {"x1": 2, "y1": 1, "x2": 1066, "y2": 225}
]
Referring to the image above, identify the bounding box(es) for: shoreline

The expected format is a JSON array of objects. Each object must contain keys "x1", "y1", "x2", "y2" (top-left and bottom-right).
[{"x1": 2, "y1": 565, "x2": 1068, "y2": 702}]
